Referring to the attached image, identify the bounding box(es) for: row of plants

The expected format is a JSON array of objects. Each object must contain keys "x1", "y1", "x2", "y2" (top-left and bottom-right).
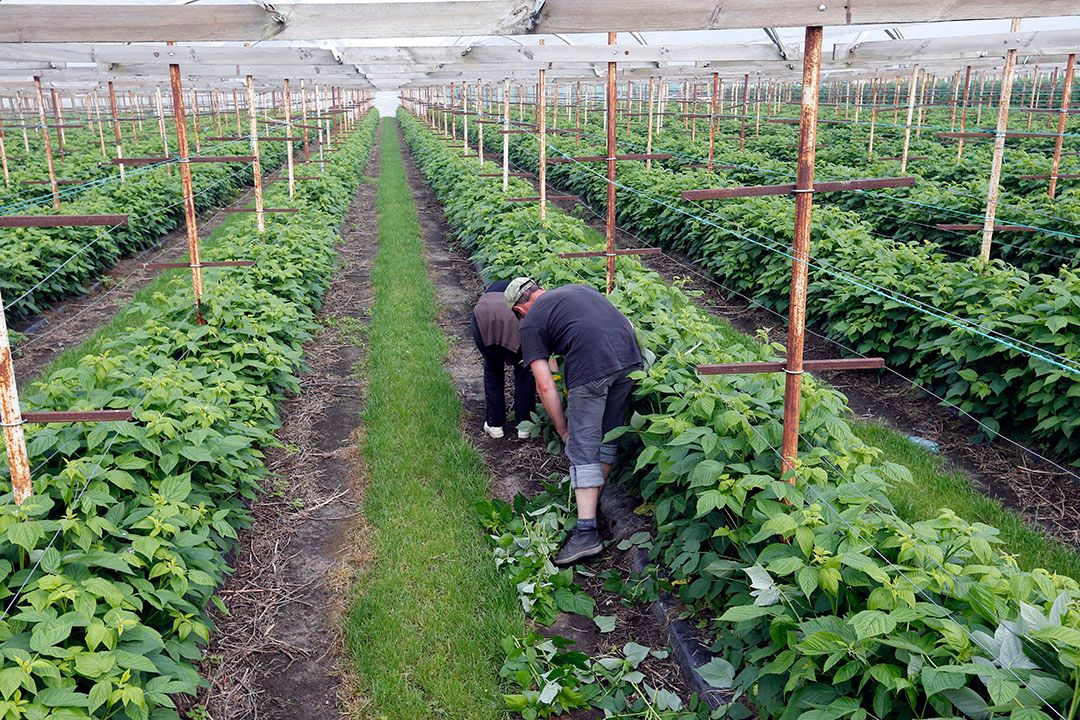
[
  {"x1": 0, "y1": 110, "x2": 378, "y2": 719},
  {"x1": 401, "y1": 108, "x2": 1080, "y2": 720},
  {"x1": 574, "y1": 110, "x2": 1080, "y2": 275},
  {"x1": 470, "y1": 120, "x2": 1080, "y2": 464},
  {"x1": 0, "y1": 138, "x2": 289, "y2": 321}
]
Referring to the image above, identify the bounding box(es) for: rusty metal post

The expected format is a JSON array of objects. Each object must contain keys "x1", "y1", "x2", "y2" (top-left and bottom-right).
[
  {"x1": 980, "y1": 19, "x2": 1021, "y2": 265},
  {"x1": 1049, "y1": 54, "x2": 1076, "y2": 199},
  {"x1": 0, "y1": 292, "x2": 32, "y2": 505},
  {"x1": 477, "y1": 78, "x2": 485, "y2": 164},
  {"x1": 284, "y1": 78, "x2": 295, "y2": 199},
  {"x1": 707, "y1": 72, "x2": 719, "y2": 172},
  {"x1": 739, "y1": 72, "x2": 750, "y2": 151},
  {"x1": 246, "y1": 75, "x2": 265, "y2": 233},
  {"x1": 605, "y1": 31, "x2": 618, "y2": 294},
  {"x1": 646, "y1": 76, "x2": 656, "y2": 170},
  {"x1": 867, "y1": 76, "x2": 879, "y2": 160},
  {"x1": 33, "y1": 77, "x2": 61, "y2": 209},
  {"x1": 0, "y1": 107, "x2": 8, "y2": 187},
  {"x1": 107, "y1": 81, "x2": 125, "y2": 181},
  {"x1": 537, "y1": 44, "x2": 547, "y2": 222},
  {"x1": 956, "y1": 65, "x2": 973, "y2": 160},
  {"x1": 154, "y1": 87, "x2": 170, "y2": 160},
  {"x1": 1026, "y1": 65, "x2": 1040, "y2": 130},
  {"x1": 780, "y1": 25, "x2": 824, "y2": 481},
  {"x1": 168, "y1": 61, "x2": 206, "y2": 324},
  {"x1": 900, "y1": 64, "x2": 919, "y2": 173},
  {"x1": 49, "y1": 88, "x2": 65, "y2": 162},
  {"x1": 300, "y1": 80, "x2": 311, "y2": 163},
  {"x1": 233, "y1": 88, "x2": 241, "y2": 134}
]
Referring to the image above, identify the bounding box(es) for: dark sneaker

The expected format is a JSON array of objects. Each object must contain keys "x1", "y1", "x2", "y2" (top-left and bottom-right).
[{"x1": 554, "y1": 527, "x2": 603, "y2": 566}]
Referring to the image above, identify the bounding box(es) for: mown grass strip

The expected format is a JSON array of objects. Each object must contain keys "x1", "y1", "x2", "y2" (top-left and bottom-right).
[{"x1": 346, "y1": 120, "x2": 522, "y2": 719}]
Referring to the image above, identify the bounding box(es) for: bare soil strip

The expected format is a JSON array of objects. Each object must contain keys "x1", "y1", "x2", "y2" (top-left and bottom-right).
[{"x1": 189, "y1": 139, "x2": 380, "y2": 720}]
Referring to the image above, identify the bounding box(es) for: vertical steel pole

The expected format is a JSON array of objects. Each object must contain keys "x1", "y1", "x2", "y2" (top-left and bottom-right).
[
  {"x1": 49, "y1": 88, "x2": 64, "y2": 162},
  {"x1": 107, "y1": 81, "x2": 125, "y2": 182},
  {"x1": 980, "y1": 19, "x2": 1021, "y2": 265},
  {"x1": 0, "y1": 107, "x2": 8, "y2": 187},
  {"x1": 284, "y1": 78, "x2": 295, "y2": 199},
  {"x1": 707, "y1": 72, "x2": 719, "y2": 173},
  {"x1": 605, "y1": 31, "x2": 618, "y2": 294},
  {"x1": 168, "y1": 61, "x2": 205, "y2": 325},
  {"x1": 645, "y1": 75, "x2": 656, "y2": 170},
  {"x1": 246, "y1": 75, "x2": 265, "y2": 233},
  {"x1": 33, "y1": 77, "x2": 61, "y2": 209},
  {"x1": 538, "y1": 43, "x2": 547, "y2": 222},
  {"x1": 0, "y1": 292, "x2": 32, "y2": 505},
  {"x1": 780, "y1": 25, "x2": 823, "y2": 481},
  {"x1": 300, "y1": 80, "x2": 311, "y2": 163},
  {"x1": 900, "y1": 64, "x2": 919, "y2": 173},
  {"x1": 502, "y1": 78, "x2": 511, "y2": 191},
  {"x1": 1049, "y1": 54, "x2": 1076, "y2": 199},
  {"x1": 957, "y1": 65, "x2": 973, "y2": 160},
  {"x1": 867, "y1": 77, "x2": 879, "y2": 159},
  {"x1": 739, "y1": 72, "x2": 750, "y2": 151}
]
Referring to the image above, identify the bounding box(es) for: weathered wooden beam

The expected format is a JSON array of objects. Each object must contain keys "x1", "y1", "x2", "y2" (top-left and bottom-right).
[
  {"x1": 936, "y1": 223, "x2": 1037, "y2": 231},
  {"x1": 143, "y1": 260, "x2": 256, "y2": 270},
  {"x1": 22, "y1": 409, "x2": 133, "y2": 423},
  {"x1": 558, "y1": 247, "x2": 664, "y2": 259},
  {"x1": 0, "y1": 213, "x2": 127, "y2": 227},
  {"x1": 504, "y1": 195, "x2": 577, "y2": 202},
  {"x1": 548, "y1": 152, "x2": 672, "y2": 164}
]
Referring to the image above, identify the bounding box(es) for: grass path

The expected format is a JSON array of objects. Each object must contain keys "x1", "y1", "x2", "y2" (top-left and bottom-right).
[{"x1": 346, "y1": 119, "x2": 522, "y2": 719}]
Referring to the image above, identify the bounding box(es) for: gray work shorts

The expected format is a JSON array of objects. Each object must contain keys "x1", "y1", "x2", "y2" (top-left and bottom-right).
[{"x1": 566, "y1": 365, "x2": 640, "y2": 489}]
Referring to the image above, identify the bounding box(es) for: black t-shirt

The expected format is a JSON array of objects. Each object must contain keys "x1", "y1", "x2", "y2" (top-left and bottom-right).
[{"x1": 519, "y1": 284, "x2": 642, "y2": 388}]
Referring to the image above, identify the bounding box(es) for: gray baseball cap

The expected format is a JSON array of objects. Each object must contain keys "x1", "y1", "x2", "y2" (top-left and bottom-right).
[{"x1": 504, "y1": 276, "x2": 537, "y2": 309}]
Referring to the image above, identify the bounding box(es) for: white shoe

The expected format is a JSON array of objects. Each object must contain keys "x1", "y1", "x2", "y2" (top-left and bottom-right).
[{"x1": 483, "y1": 423, "x2": 505, "y2": 439}]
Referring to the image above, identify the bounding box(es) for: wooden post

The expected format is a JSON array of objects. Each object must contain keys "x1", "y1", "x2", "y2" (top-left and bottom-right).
[
  {"x1": 168, "y1": 61, "x2": 205, "y2": 324},
  {"x1": 916, "y1": 69, "x2": 927, "y2": 137},
  {"x1": 49, "y1": 88, "x2": 64, "y2": 162},
  {"x1": 477, "y1": 79, "x2": 485, "y2": 164},
  {"x1": 1049, "y1": 54, "x2": 1076, "y2": 199},
  {"x1": 90, "y1": 92, "x2": 107, "y2": 160},
  {"x1": 957, "y1": 65, "x2": 973, "y2": 161},
  {"x1": 646, "y1": 76, "x2": 656, "y2": 170},
  {"x1": 502, "y1": 78, "x2": 510, "y2": 191},
  {"x1": 606, "y1": 32, "x2": 618, "y2": 294},
  {"x1": 0, "y1": 291, "x2": 32, "y2": 505},
  {"x1": 552, "y1": 78, "x2": 559, "y2": 131},
  {"x1": 1026, "y1": 65, "x2": 1040, "y2": 130},
  {"x1": 155, "y1": 87, "x2": 170, "y2": 160},
  {"x1": 980, "y1": 19, "x2": 1021, "y2": 265},
  {"x1": 107, "y1": 81, "x2": 125, "y2": 181},
  {"x1": 300, "y1": 80, "x2": 311, "y2": 163},
  {"x1": 246, "y1": 75, "x2": 265, "y2": 233},
  {"x1": 15, "y1": 92, "x2": 30, "y2": 152},
  {"x1": 33, "y1": 77, "x2": 61, "y2": 209},
  {"x1": 867, "y1": 76, "x2": 880, "y2": 160},
  {"x1": 315, "y1": 83, "x2": 326, "y2": 167},
  {"x1": 1047, "y1": 66, "x2": 1060, "y2": 129},
  {"x1": 214, "y1": 90, "x2": 223, "y2": 136},
  {"x1": 190, "y1": 90, "x2": 201, "y2": 153},
  {"x1": 781, "y1": 25, "x2": 824, "y2": 480},
  {"x1": 538, "y1": 40, "x2": 547, "y2": 222},
  {"x1": 0, "y1": 108, "x2": 8, "y2": 187},
  {"x1": 949, "y1": 70, "x2": 961, "y2": 130},
  {"x1": 232, "y1": 88, "x2": 241, "y2": 134},
  {"x1": 740, "y1": 72, "x2": 750, "y2": 151},
  {"x1": 707, "y1": 72, "x2": 719, "y2": 172},
  {"x1": 900, "y1": 64, "x2": 919, "y2": 173},
  {"x1": 283, "y1": 78, "x2": 295, "y2": 199}
]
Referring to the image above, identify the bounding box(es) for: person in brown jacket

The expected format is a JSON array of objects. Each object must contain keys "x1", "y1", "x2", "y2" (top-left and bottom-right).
[{"x1": 471, "y1": 280, "x2": 537, "y2": 439}]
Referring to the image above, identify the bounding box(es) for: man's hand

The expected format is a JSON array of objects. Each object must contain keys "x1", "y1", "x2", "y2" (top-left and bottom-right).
[{"x1": 530, "y1": 358, "x2": 569, "y2": 441}]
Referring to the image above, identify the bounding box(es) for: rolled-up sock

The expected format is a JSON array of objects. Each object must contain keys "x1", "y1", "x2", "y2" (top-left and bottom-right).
[{"x1": 576, "y1": 518, "x2": 598, "y2": 531}]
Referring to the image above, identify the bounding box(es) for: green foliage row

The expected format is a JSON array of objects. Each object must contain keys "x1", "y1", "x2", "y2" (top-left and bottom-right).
[
  {"x1": 401, "y1": 109, "x2": 1080, "y2": 720},
  {"x1": 478, "y1": 123, "x2": 1080, "y2": 464},
  {"x1": 1, "y1": 132, "x2": 288, "y2": 320},
  {"x1": 0, "y1": 111, "x2": 378, "y2": 720}
]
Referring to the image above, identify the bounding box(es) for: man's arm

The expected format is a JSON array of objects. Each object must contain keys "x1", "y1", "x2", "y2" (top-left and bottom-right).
[{"x1": 531, "y1": 358, "x2": 568, "y2": 442}]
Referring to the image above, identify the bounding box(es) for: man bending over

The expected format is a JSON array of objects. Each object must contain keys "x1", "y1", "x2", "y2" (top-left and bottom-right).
[{"x1": 505, "y1": 277, "x2": 642, "y2": 566}]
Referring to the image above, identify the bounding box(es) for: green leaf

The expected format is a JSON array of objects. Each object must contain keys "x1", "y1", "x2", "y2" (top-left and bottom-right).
[
  {"x1": 553, "y1": 588, "x2": 594, "y2": 618},
  {"x1": 35, "y1": 687, "x2": 92, "y2": 708},
  {"x1": 6, "y1": 521, "x2": 45, "y2": 552},
  {"x1": 30, "y1": 619, "x2": 73, "y2": 653},
  {"x1": 593, "y1": 615, "x2": 616, "y2": 633},
  {"x1": 922, "y1": 666, "x2": 966, "y2": 697},
  {"x1": 850, "y1": 610, "x2": 896, "y2": 641},
  {"x1": 719, "y1": 605, "x2": 773, "y2": 622},
  {"x1": 158, "y1": 474, "x2": 191, "y2": 503},
  {"x1": 697, "y1": 657, "x2": 735, "y2": 689},
  {"x1": 74, "y1": 652, "x2": 116, "y2": 679}
]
